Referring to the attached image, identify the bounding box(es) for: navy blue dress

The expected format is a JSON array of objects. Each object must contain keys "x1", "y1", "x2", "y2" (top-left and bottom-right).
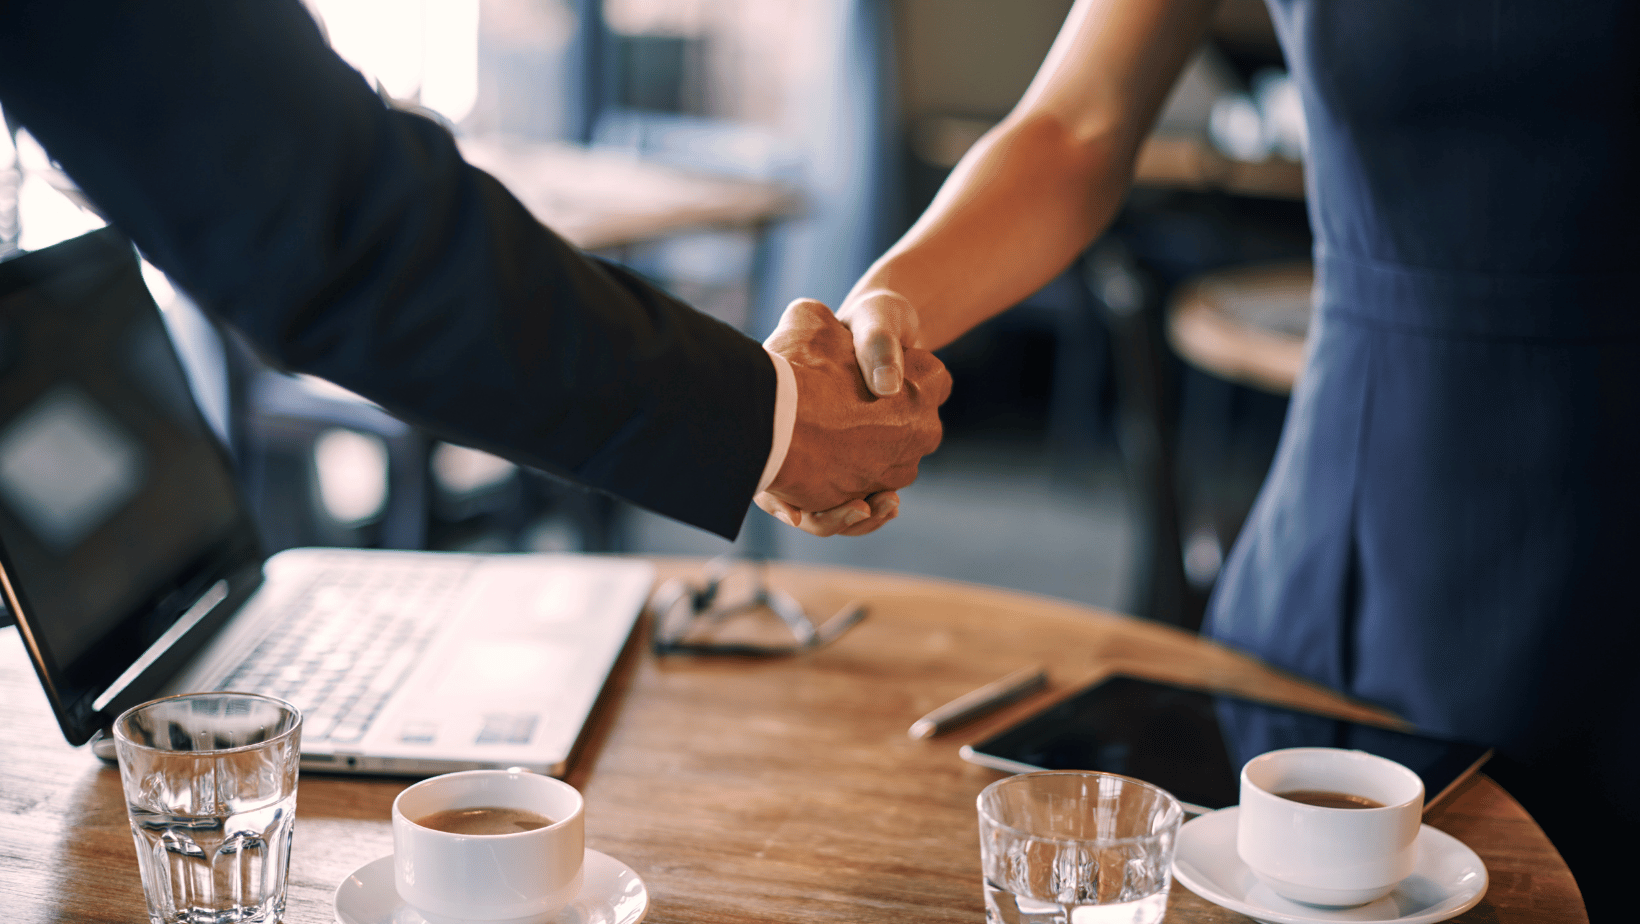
[{"x1": 1205, "y1": 1, "x2": 1640, "y2": 900}]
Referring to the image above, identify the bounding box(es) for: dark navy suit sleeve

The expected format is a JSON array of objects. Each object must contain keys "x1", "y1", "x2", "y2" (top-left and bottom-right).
[{"x1": 0, "y1": 0, "x2": 774, "y2": 539}]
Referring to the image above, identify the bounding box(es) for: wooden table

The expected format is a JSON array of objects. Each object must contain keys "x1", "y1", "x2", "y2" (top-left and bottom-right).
[{"x1": 0, "y1": 559, "x2": 1585, "y2": 923}]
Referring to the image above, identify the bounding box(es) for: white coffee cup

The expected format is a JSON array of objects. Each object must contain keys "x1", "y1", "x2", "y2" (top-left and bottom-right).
[
  {"x1": 1236, "y1": 747, "x2": 1423, "y2": 907},
  {"x1": 392, "y1": 769, "x2": 585, "y2": 924}
]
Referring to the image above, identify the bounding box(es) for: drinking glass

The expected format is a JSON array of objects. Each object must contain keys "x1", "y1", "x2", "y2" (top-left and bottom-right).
[
  {"x1": 977, "y1": 770, "x2": 1183, "y2": 924},
  {"x1": 113, "y1": 692, "x2": 302, "y2": 924}
]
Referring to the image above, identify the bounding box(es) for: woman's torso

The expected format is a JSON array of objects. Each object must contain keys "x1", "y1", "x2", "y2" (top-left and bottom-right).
[{"x1": 1207, "y1": 1, "x2": 1640, "y2": 753}]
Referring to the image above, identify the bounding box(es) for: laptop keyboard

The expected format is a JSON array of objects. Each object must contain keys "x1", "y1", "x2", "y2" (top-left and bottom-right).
[{"x1": 216, "y1": 557, "x2": 477, "y2": 745}]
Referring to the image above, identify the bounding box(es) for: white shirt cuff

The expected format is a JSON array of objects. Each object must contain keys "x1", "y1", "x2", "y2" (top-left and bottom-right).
[{"x1": 757, "y1": 349, "x2": 797, "y2": 494}]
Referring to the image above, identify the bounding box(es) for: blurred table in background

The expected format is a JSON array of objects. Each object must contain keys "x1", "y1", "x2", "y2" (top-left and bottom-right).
[
  {"x1": 458, "y1": 137, "x2": 801, "y2": 252},
  {"x1": 910, "y1": 119, "x2": 1307, "y2": 203},
  {"x1": 0, "y1": 559, "x2": 1585, "y2": 923},
  {"x1": 1167, "y1": 261, "x2": 1313, "y2": 395},
  {"x1": 1135, "y1": 134, "x2": 1305, "y2": 201}
]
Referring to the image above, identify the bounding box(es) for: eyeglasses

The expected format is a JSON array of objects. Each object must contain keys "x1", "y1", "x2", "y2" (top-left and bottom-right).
[{"x1": 650, "y1": 555, "x2": 867, "y2": 656}]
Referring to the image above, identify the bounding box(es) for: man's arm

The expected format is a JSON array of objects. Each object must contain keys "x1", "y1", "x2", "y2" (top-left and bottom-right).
[{"x1": 0, "y1": 0, "x2": 946, "y2": 539}]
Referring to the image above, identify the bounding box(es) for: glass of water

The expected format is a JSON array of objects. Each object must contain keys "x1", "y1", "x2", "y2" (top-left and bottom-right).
[
  {"x1": 977, "y1": 770, "x2": 1183, "y2": 924},
  {"x1": 113, "y1": 692, "x2": 302, "y2": 924}
]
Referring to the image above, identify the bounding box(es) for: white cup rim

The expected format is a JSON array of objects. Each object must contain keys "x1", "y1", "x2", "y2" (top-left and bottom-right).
[
  {"x1": 1242, "y1": 747, "x2": 1424, "y2": 811},
  {"x1": 393, "y1": 769, "x2": 583, "y2": 839}
]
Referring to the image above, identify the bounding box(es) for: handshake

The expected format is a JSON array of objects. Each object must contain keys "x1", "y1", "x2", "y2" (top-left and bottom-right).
[{"x1": 755, "y1": 296, "x2": 951, "y2": 538}]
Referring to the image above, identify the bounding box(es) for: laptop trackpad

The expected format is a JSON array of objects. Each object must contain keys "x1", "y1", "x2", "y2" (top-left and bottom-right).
[
  {"x1": 389, "y1": 640, "x2": 577, "y2": 747},
  {"x1": 436, "y1": 643, "x2": 570, "y2": 695},
  {"x1": 434, "y1": 640, "x2": 576, "y2": 699}
]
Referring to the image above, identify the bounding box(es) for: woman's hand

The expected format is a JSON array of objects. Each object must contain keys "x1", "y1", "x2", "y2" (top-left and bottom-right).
[{"x1": 837, "y1": 288, "x2": 924, "y2": 397}]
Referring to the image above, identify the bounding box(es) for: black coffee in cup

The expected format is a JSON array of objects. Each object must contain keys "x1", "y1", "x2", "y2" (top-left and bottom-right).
[
  {"x1": 1275, "y1": 789, "x2": 1385, "y2": 809},
  {"x1": 414, "y1": 806, "x2": 555, "y2": 835}
]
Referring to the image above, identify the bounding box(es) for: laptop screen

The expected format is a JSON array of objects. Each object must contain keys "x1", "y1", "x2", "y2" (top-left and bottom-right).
[{"x1": 0, "y1": 229, "x2": 263, "y2": 744}]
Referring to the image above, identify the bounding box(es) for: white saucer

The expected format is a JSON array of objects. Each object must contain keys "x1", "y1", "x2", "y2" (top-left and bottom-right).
[
  {"x1": 334, "y1": 849, "x2": 649, "y2": 924},
  {"x1": 1171, "y1": 807, "x2": 1487, "y2": 924}
]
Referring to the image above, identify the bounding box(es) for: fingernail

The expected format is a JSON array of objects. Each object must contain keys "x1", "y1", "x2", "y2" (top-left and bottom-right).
[
  {"x1": 872, "y1": 366, "x2": 900, "y2": 395},
  {"x1": 842, "y1": 508, "x2": 869, "y2": 527}
]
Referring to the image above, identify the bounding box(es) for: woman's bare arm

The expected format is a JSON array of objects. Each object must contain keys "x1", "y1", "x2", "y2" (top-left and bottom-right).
[
  {"x1": 758, "y1": 0, "x2": 1220, "y2": 536},
  {"x1": 842, "y1": 0, "x2": 1221, "y2": 390},
  {"x1": 754, "y1": 0, "x2": 1220, "y2": 535}
]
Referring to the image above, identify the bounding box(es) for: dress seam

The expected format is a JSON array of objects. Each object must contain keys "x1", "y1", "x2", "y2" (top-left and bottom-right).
[
  {"x1": 1335, "y1": 327, "x2": 1372, "y2": 694},
  {"x1": 1319, "y1": 304, "x2": 1640, "y2": 346},
  {"x1": 1316, "y1": 245, "x2": 1640, "y2": 285}
]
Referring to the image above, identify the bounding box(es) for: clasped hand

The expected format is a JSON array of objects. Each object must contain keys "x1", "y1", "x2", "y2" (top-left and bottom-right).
[{"x1": 757, "y1": 296, "x2": 945, "y2": 536}]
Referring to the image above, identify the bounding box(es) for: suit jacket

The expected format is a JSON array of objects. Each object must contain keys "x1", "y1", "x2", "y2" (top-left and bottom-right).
[{"x1": 0, "y1": 0, "x2": 775, "y2": 539}]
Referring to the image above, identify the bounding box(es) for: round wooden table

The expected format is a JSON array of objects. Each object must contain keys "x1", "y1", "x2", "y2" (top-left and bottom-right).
[{"x1": 0, "y1": 558, "x2": 1586, "y2": 922}]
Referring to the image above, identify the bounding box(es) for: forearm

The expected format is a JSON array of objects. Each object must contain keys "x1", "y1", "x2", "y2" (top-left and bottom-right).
[
  {"x1": 842, "y1": 0, "x2": 1219, "y2": 351},
  {"x1": 843, "y1": 111, "x2": 1138, "y2": 350},
  {"x1": 0, "y1": 0, "x2": 775, "y2": 538}
]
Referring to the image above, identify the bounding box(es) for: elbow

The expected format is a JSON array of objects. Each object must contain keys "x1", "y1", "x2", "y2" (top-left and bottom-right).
[
  {"x1": 982, "y1": 108, "x2": 1136, "y2": 192},
  {"x1": 965, "y1": 110, "x2": 1134, "y2": 230}
]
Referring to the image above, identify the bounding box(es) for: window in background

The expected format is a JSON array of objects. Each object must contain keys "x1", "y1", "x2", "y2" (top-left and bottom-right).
[
  {"x1": 12, "y1": 130, "x2": 105, "y2": 254},
  {"x1": 0, "y1": 117, "x2": 18, "y2": 257},
  {"x1": 467, "y1": 0, "x2": 580, "y2": 140},
  {"x1": 602, "y1": 0, "x2": 829, "y2": 137},
  {"x1": 306, "y1": 0, "x2": 481, "y2": 125}
]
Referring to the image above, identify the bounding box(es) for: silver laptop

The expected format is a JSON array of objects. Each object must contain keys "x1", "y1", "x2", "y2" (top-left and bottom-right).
[{"x1": 0, "y1": 228, "x2": 653, "y2": 777}]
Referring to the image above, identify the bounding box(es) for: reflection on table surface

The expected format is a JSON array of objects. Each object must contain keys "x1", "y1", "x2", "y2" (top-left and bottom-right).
[{"x1": 0, "y1": 558, "x2": 1586, "y2": 923}]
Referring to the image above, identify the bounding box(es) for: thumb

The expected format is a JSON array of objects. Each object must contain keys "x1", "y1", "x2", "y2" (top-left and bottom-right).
[
  {"x1": 857, "y1": 326, "x2": 905, "y2": 397},
  {"x1": 865, "y1": 331, "x2": 905, "y2": 395},
  {"x1": 839, "y1": 289, "x2": 918, "y2": 396},
  {"x1": 852, "y1": 308, "x2": 918, "y2": 395}
]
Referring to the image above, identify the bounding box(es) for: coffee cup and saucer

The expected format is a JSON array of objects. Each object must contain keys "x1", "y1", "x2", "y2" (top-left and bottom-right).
[
  {"x1": 1171, "y1": 748, "x2": 1488, "y2": 924},
  {"x1": 333, "y1": 770, "x2": 649, "y2": 924}
]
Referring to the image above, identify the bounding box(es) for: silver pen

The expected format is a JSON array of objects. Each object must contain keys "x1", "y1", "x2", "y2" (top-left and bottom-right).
[{"x1": 908, "y1": 665, "x2": 1049, "y2": 739}]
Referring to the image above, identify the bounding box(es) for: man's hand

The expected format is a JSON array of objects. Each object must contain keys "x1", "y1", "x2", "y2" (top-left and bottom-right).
[{"x1": 756, "y1": 298, "x2": 950, "y2": 535}]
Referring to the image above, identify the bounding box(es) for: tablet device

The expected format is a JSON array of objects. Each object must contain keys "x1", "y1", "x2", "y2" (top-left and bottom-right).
[{"x1": 959, "y1": 675, "x2": 1491, "y2": 815}]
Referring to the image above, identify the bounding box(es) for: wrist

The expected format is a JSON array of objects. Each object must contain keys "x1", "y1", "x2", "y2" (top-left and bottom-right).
[{"x1": 756, "y1": 348, "x2": 799, "y2": 495}]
